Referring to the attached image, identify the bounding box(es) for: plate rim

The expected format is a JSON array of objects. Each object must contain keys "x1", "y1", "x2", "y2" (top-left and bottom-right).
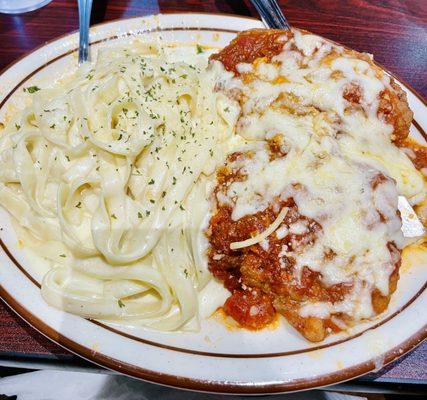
[
  {"x1": 0, "y1": 12, "x2": 426, "y2": 394},
  {"x1": 1, "y1": 286, "x2": 426, "y2": 394}
]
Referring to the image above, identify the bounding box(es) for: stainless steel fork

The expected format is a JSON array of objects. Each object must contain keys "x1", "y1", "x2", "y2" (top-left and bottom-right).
[
  {"x1": 77, "y1": 0, "x2": 93, "y2": 64},
  {"x1": 249, "y1": 0, "x2": 291, "y2": 29}
]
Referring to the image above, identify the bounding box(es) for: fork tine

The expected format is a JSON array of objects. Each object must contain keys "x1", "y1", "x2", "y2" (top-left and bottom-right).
[{"x1": 398, "y1": 195, "x2": 425, "y2": 237}]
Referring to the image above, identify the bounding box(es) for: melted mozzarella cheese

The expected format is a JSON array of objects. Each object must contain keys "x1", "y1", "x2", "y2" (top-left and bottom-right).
[{"x1": 214, "y1": 29, "x2": 426, "y2": 322}]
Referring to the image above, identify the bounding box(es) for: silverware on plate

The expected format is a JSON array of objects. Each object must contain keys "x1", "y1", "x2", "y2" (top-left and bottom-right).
[
  {"x1": 77, "y1": 0, "x2": 93, "y2": 64},
  {"x1": 249, "y1": 0, "x2": 290, "y2": 29}
]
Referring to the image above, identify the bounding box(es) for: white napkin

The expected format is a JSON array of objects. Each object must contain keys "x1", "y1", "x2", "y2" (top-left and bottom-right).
[{"x1": 0, "y1": 370, "x2": 367, "y2": 400}]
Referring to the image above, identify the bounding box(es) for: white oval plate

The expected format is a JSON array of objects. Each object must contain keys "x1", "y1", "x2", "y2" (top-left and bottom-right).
[{"x1": 0, "y1": 13, "x2": 426, "y2": 394}]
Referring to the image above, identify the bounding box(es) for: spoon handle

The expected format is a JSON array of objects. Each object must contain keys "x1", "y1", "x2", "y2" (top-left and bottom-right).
[
  {"x1": 249, "y1": 0, "x2": 291, "y2": 29},
  {"x1": 78, "y1": 0, "x2": 93, "y2": 64}
]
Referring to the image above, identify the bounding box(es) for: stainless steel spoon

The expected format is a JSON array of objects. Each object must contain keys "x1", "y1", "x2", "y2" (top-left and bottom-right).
[
  {"x1": 248, "y1": 0, "x2": 425, "y2": 238},
  {"x1": 77, "y1": 0, "x2": 93, "y2": 64}
]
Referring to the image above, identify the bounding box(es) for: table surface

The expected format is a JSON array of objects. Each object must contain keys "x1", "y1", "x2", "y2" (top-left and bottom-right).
[{"x1": 0, "y1": 0, "x2": 426, "y2": 386}]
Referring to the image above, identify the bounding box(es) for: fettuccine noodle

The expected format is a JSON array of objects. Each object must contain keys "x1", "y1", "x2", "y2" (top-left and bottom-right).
[{"x1": 0, "y1": 43, "x2": 237, "y2": 330}]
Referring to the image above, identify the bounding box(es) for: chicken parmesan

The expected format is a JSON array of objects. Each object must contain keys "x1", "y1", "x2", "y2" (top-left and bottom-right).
[{"x1": 207, "y1": 29, "x2": 427, "y2": 341}]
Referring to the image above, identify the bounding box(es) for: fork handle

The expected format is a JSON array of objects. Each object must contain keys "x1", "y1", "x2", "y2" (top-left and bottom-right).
[
  {"x1": 249, "y1": 0, "x2": 291, "y2": 30},
  {"x1": 78, "y1": 0, "x2": 93, "y2": 64}
]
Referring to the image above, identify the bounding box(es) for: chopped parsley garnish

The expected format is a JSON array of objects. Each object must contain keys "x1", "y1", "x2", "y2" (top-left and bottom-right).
[
  {"x1": 196, "y1": 44, "x2": 204, "y2": 54},
  {"x1": 75, "y1": 202, "x2": 82, "y2": 208},
  {"x1": 118, "y1": 299, "x2": 125, "y2": 308},
  {"x1": 138, "y1": 212, "x2": 143, "y2": 219},
  {"x1": 24, "y1": 86, "x2": 40, "y2": 93}
]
